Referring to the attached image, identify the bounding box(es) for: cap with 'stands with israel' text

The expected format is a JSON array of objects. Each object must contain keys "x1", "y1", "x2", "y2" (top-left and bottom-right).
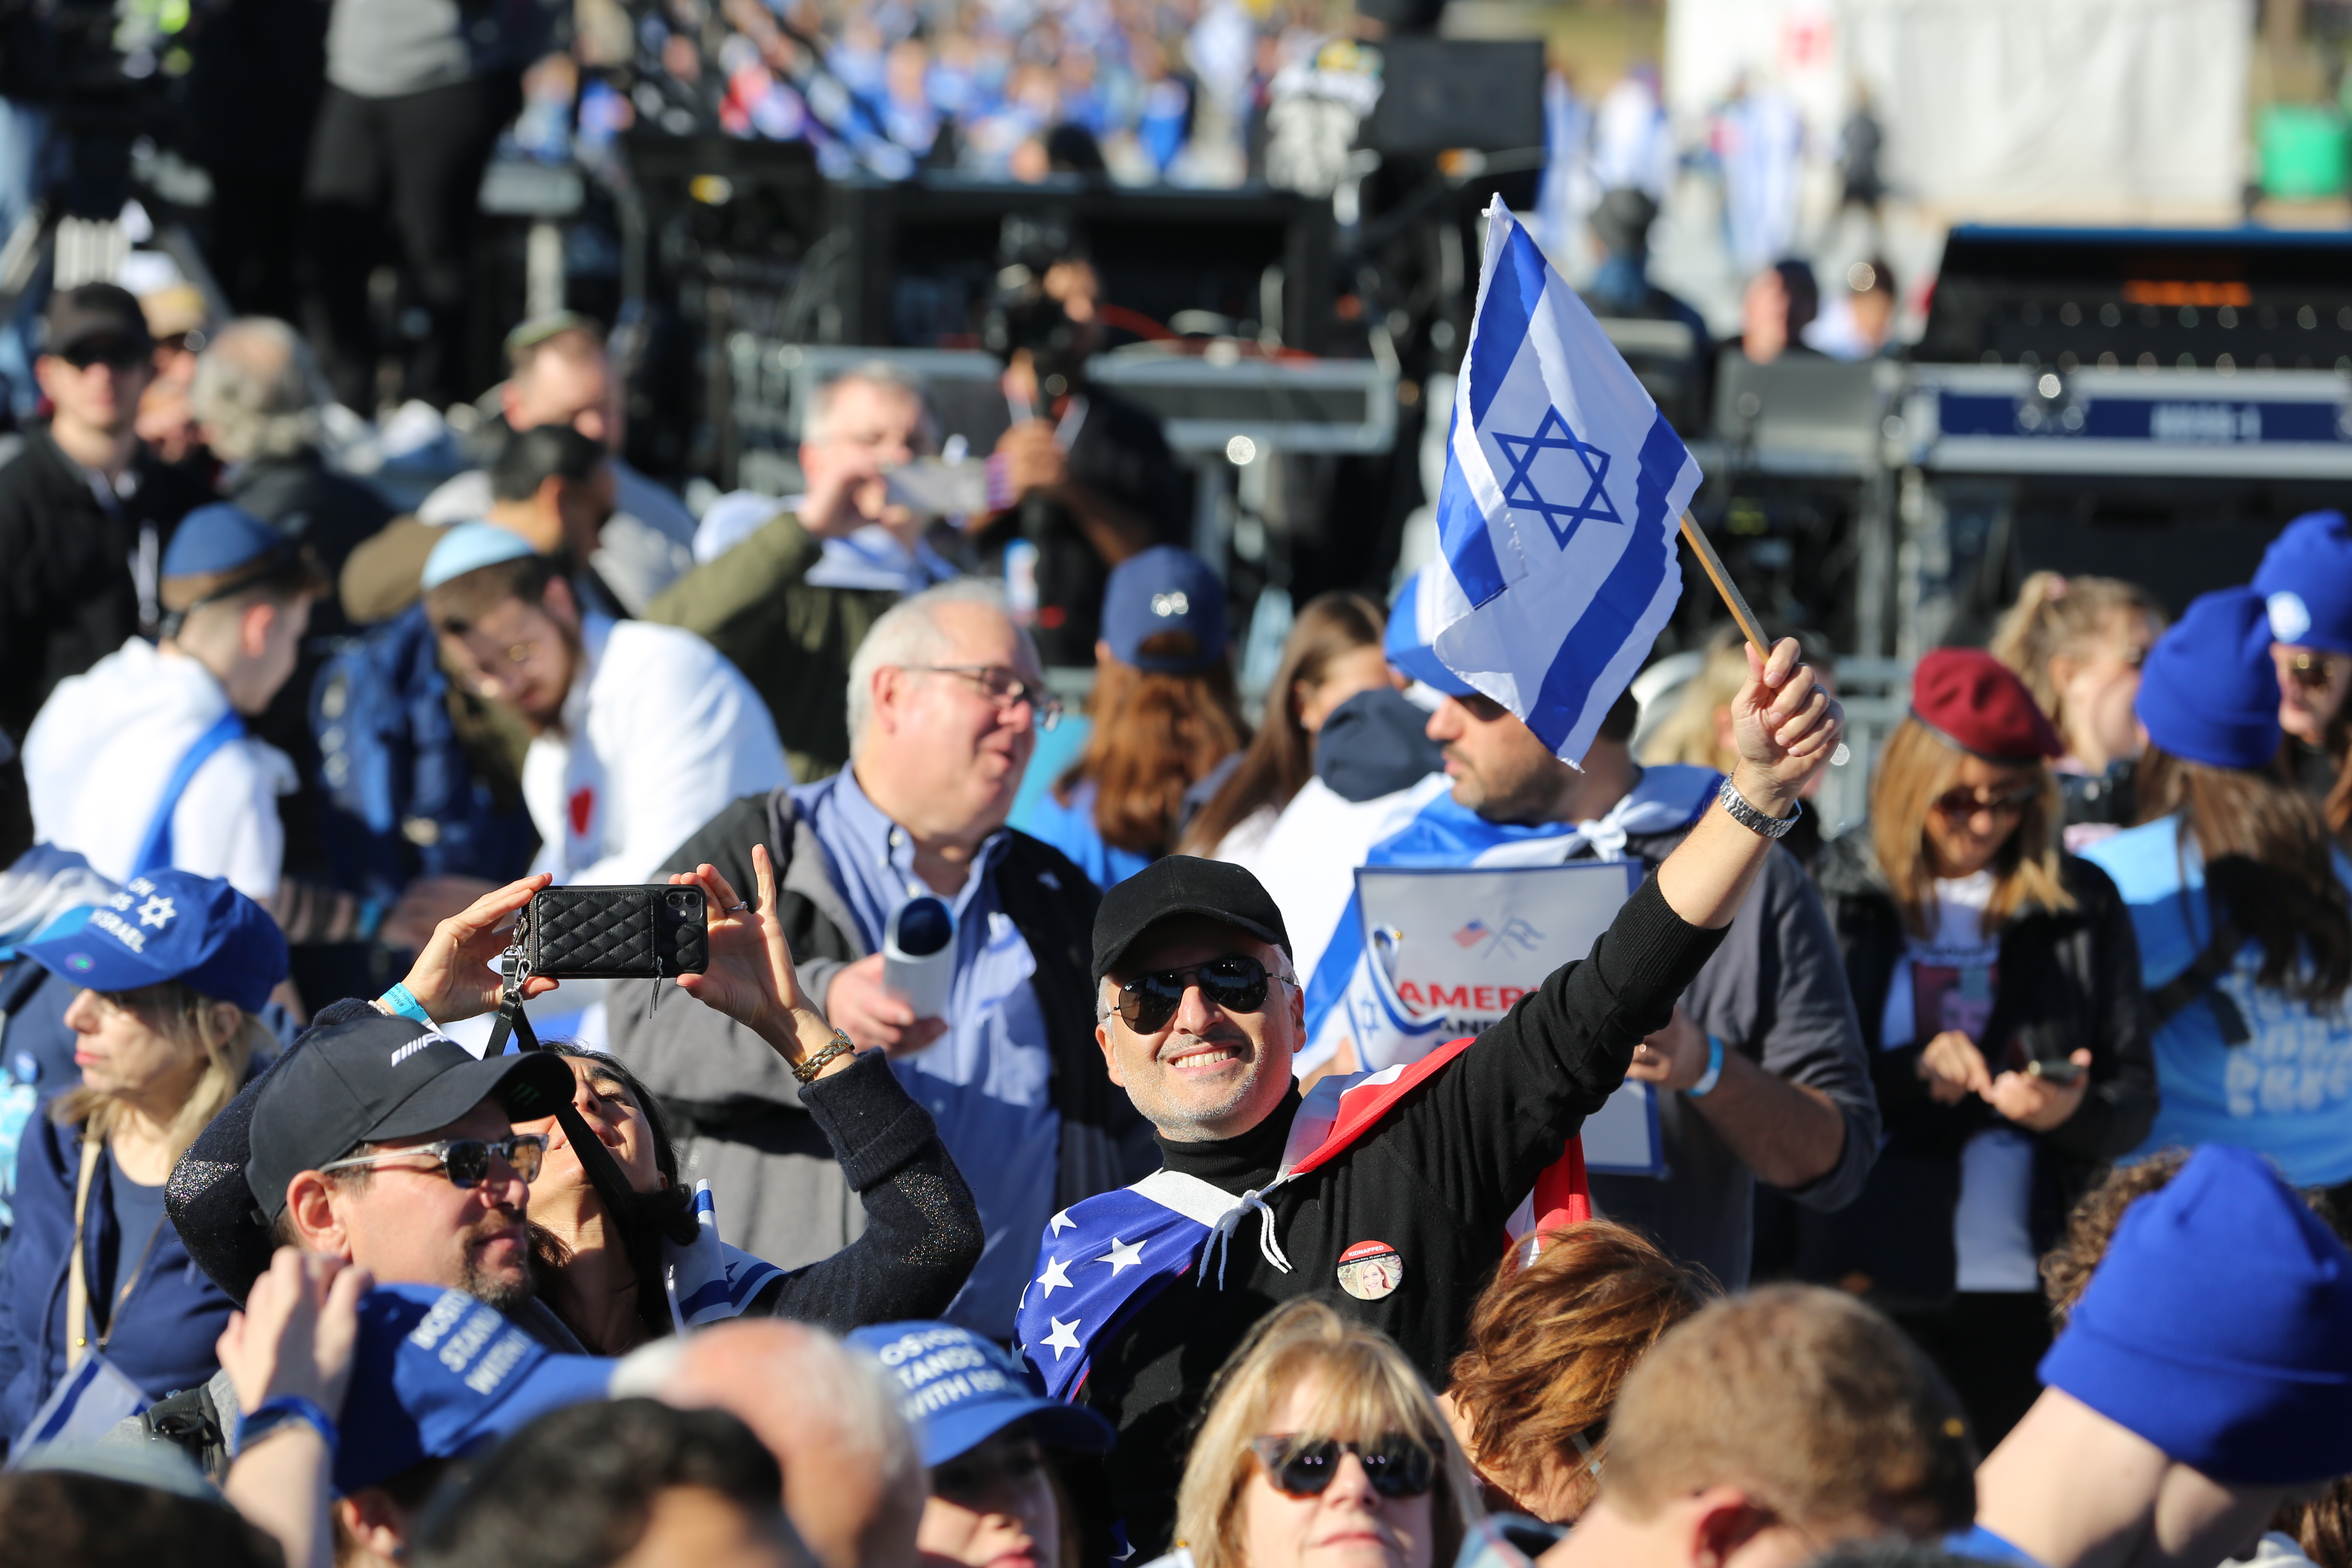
[
  {"x1": 243, "y1": 1008, "x2": 573, "y2": 1221},
  {"x1": 336, "y1": 1282, "x2": 615, "y2": 1494},
  {"x1": 1093, "y1": 855, "x2": 1291, "y2": 980},
  {"x1": 847, "y1": 1320, "x2": 1113, "y2": 1468}
]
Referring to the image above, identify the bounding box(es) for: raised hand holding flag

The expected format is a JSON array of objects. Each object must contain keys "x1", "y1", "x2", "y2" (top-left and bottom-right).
[{"x1": 1418, "y1": 195, "x2": 1766, "y2": 763}]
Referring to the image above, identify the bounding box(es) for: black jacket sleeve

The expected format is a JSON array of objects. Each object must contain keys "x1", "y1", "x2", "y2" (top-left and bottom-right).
[
  {"x1": 2039, "y1": 860, "x2": 2158, "y2": 1163},
  {"x1": 746, "y1": 1049, "x2": 984, "y2": 1332},
  {"x1": 1387, "y1": 873, "x2": 1730, "y2": 1235}
]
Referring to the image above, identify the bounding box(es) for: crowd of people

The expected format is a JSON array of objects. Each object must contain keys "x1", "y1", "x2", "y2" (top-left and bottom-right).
[{"x1": 0, "y1": 281, "x2": 2348, "y2": 1568}]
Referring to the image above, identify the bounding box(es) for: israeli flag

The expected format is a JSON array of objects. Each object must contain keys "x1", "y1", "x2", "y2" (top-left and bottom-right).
[{"x1": 1423, "y1": 196, "x2": 1704, "y2": 764}]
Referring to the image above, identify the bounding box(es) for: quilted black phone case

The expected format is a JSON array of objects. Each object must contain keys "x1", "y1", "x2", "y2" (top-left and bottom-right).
[{"x1": 517, "y1": 886, "x2": 708, "y2": 979}]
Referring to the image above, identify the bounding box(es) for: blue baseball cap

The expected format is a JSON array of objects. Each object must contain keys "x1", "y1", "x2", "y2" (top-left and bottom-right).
[
  {"x1": 2038, "y1": 1145, "x2": 2352, "y2": 1485},
  {"x1": 846, "y1": 1321, "x2": 1114, "y2": 1468},
  {"x1": 2135, "y1": 587, "x2": 2283, "y2": 772},
  {"x1": 1101, "y1": 546, "x2": 1227, "y2": 673},
  {"x1": 422, "y1": 522, "x2": 539, "y2": 592},
  {"x1": 1383, "y1": 569, "x2": 1477, "y2": 698},
  {"x1": 336, "y1": 1283, "x2": 616, "y2": 1494},
  {"x1": 2253, "y1": 510, "x2": 2352, "y2": 656},
  {"x1": 19, "y1": 870, "x2": 286, "y2": 1013},
  {"x1": 162, "y1": 504, "x2": 292, "y2": 582}
]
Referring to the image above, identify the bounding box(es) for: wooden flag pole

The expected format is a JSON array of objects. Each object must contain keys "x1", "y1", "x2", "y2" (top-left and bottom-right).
[{"x1": 1677, "y1": 510, "x2": 1774, "y2": 656}]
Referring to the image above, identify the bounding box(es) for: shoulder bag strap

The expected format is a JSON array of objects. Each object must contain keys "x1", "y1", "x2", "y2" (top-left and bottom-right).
[
  {"x1": 65, "y1": 1131, "x2": 101, "y2": 1372},
  {"x1": 129, "y1": 710, "x2": 248, "y2": 877}
]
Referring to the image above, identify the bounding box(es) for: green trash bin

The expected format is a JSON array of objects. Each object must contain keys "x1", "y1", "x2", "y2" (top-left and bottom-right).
[{"x1": 2262, "y1": 105, "x2": 2349, "y2": 200}]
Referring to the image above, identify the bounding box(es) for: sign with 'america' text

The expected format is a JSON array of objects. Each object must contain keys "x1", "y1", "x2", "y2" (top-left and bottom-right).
[{"x1": 1355, "y1": 860, "x2": 1662, "y2": 1175}]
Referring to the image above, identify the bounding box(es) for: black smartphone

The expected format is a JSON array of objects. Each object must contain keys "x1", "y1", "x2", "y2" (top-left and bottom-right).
[
  {"x1": 514, "y1": 886, "x2": 709, "y2": 980},
  {"x1": 2026, "y1": 1056, "x2": 2085, "y2": 1086}
]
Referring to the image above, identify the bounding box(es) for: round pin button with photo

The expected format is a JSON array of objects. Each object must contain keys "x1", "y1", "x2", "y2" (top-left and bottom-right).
[{"x1": 1336, "y1": 1238, "x2": 1403, "y2": 1301}]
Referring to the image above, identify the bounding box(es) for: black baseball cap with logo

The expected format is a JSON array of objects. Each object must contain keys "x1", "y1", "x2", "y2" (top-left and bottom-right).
[
  {"x1": 1092, "y1": 855, "x2": 1292, "y2": 981},
  {"x1": 243, "y1": 1010, "x2": 572, "y2": 1221}
]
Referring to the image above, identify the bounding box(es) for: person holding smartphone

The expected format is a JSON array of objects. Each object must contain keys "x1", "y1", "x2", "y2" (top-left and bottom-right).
[{"x1": 1804, "y1": 648, "x2": 2154, "y2": 1446}]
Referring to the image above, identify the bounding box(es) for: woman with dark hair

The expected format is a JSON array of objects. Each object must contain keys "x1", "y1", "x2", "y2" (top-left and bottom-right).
[
  {"x1": 2084, "y1": 586, "x2": 2352, "y2": 1190},
  {"x1": 1180, "y1": 591, "x2": 1393, "y2": 865},
  {"x1": 1806, "y1": 648, "x2": 2155, "y2": 1445},
  {"x1": 1025, "y1": 547, "x2": 1248, "y2": 889},
  {"x1": 510, "y1": 854, "x2": 987, "y2": 1354}
]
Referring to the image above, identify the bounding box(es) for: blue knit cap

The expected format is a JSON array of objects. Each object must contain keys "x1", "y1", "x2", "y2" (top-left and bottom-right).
[
  {"x1": 2134, "y1": 587, "x2": 2281, "y2": 771},
  {"x1": 2253, "y1": 510, "x2": 2352, "y2": 655},
  {"x1": 2038, "y1": 1144, "x2": 2352, "y2": 1485}
]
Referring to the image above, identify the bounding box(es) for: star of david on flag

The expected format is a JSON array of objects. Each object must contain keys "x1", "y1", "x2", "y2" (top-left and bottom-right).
[{"x1": 1416, "y1": 196, "x2": 1706, "y2": 765}]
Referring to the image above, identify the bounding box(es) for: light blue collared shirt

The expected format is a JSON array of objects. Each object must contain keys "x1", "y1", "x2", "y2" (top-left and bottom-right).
[{"x1": 793, "y1": 768, "x2": 1060, "y2": 1336}]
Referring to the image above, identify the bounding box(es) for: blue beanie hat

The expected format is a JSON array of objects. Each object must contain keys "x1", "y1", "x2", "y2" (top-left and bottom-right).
[
  {"x1": 2038, "y1": 1144, "x2": 2352, "y2": 1485},
  {"x1": 421, "y1": 522, "x2": 539, "y2": 591},
  {"x1": 1101, "y1": 546, "x2": 1227, "y2": 674},
  {"x1": 1383, "y1": 568, "x2": 1477, "y2": 698},
  {"x1": 2253, "y1": 510, "x2": 2352, "y2": 656},
  {"x1": 2134, "y1": 587, "x2": 2281, "y2": 771}
]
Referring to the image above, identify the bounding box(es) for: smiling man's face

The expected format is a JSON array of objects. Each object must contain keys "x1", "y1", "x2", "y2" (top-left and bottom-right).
[{"x1": 1096, "y1": 915, "x2": 1301, "y2": 1143}]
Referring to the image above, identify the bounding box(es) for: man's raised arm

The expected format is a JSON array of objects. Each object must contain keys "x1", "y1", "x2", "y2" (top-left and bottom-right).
[{"x1": 1657, "y1": 637, "x2": 1842, "y2": 927}]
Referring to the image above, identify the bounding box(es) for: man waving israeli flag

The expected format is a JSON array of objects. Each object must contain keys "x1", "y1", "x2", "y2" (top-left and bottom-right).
[{"x1": 1418, "y1": 194, "x2": 1705, "y2": 764}]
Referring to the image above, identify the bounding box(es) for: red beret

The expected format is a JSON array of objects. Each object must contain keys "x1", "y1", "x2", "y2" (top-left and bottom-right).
[{"x1": 1909, "y1": 647, "x2": 2064, "y2": 764}]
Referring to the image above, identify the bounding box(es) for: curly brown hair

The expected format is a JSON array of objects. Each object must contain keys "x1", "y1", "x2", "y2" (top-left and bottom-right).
[
  {"x1": 1444, "y1": 1221, "x2": 1712, "y2": 1513},
  {"x1": 2038, "y1": 1150, "x2": 2192, "y2": 1325}
]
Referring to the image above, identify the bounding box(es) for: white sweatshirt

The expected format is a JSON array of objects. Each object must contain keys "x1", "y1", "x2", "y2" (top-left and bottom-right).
[
  {"x1": 22, "y1": 638, "x2": 294, "y2": 902},
  {"x1": 522, "y1": 615, "x2": 790, "y2": 886}
]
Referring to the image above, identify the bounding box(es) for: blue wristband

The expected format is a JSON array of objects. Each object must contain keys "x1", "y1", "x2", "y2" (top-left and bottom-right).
[
  {"x1": 379, "y1": 983, "x2": 432, "y2": 1026},
  {"x1": 1688, "y1": 1033, "x2": 1726, "y2": 1098},
  {"x1": 236, "y1": 1394, "x2": 339, "y2": 1463}
]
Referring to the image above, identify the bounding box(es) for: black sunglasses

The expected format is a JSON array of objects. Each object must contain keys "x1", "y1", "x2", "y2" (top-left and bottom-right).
[
  {"x1": 1930, "y1": 782, "x2": 2040, "y2": 819},
  {"x1": 1116, "y1": 955, "x2": 1276, "y2": 1034},
  {"x1": 1250, "y1": 1434, "x2": 1437, "y2": 1500},
  {"x1": 57, "y1": 338, "x2": 149, "y2": 371},
  {"x1": 317, "y1": 1133, "x2": 548, "y2": 1189}
]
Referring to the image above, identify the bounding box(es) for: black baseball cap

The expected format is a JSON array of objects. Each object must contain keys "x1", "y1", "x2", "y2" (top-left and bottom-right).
[
  {"x1": 44, "y1": 282, "x2": 154, "y2": 358},
  {"x1": 245, "y1": 1009, "x2": 573, "y2": 1222},
  {"x1": 1092, "y1": 855, "x2": 1292, "y2": 981}
]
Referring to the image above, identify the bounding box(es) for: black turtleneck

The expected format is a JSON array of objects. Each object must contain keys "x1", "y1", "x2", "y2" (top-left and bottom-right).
[
  {"x1": 1154, "y1": 1082, "x2": 1301, "y2": 1193},
  {"x1": 1060, "y1": 873, "x2": 1729, "y2": 1568}
]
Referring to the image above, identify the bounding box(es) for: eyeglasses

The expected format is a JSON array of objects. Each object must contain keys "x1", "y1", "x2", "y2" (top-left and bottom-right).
[
  {"x1": 1250, "y1": 1434, "x2": 1437, "y2": 1500},
  {"x1": 1929, "y1": 782, "x2": 2040, "y2": 820},
  {"x1": 1116, "y1": 955, "x2": 1279, "y2": 1034},
  {"x1": 2287, "y1": 650, "x2": 2346, "y2": 691},
  {"x1": 907, "y1": 664, "x2": 1062, "y2": 730},
  {"x1": 318, "y1": 1133, "x2": 548, "y2": 1189}
]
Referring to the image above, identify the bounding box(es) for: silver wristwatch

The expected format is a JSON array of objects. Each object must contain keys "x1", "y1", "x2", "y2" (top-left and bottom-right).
[{"x1": 1717, "y1": 775, "x2": 1802, "y2": 840}]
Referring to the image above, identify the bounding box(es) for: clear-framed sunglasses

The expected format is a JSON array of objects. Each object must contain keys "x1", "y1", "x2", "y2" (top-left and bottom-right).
[{"x1": 318, "y1": 1133, "x2": 548, "y2": 1189}]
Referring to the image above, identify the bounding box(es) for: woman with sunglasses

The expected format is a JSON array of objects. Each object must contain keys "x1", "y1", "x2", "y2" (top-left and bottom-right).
[
  {"x1": 1156, "y1": 1300, "x2": 1477, "y2": 1568},
  {"x1": 2251, "y1": 511, "x2": 2352, "y2": 844},
  {"x1": 2082, "y1": 588, "x2": 2352, "y2": 1193},
  {"x1": 0, "y1": 870, "x2": 285, "y2": 1453},
  {"x1": 1805, "y1": 648, "x2": 2154, "y2": 1446}
]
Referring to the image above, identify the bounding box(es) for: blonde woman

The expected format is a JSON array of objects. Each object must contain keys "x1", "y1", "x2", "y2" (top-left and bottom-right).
[
  {"x1": 1806, "y1": 649, "x2": 2154, "y2": 1447},
  {"x1": 1160, "y1": 1300, "x2": 1479, "y2": 1568},
  {"x1": 0, "y1": 871, "x2": 285, "y2": 1448},
  {"x1": 1987, "y1": 571, "x2": 2163, "y2": 842}
]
